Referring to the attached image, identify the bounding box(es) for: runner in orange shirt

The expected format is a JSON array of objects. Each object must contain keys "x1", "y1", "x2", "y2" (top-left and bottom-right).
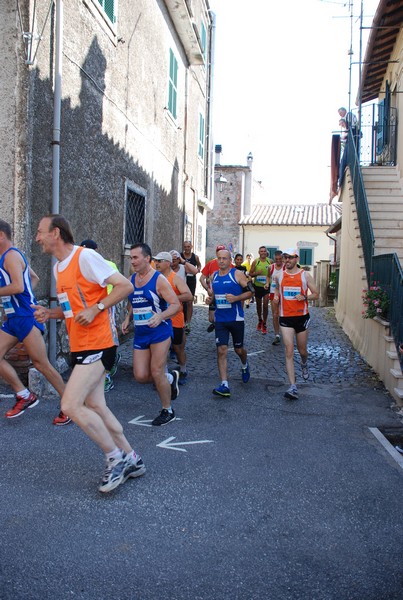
[
  {"x1": 33, "y1": 214, "x2": 145, "y2": 493},
  {"x1": 272, "y1": 247, "x2": 318, "y2": 401}
]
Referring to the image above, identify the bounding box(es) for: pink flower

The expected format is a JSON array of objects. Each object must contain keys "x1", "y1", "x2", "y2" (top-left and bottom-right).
[{"x1": 377, "y1": 308, "x2": 382, "y2": 313}]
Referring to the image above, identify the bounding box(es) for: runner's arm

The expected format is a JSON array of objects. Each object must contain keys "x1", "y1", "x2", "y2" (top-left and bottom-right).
[
  {"x1": 0, "y1": 250, "x2": 25, "y2": 296},
  {"x1": 174, "y1": 275, "x2": 193, "y2": 303}
]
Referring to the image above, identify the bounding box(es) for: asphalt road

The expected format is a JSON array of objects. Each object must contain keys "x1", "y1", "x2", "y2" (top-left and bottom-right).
[{"x1": 1, "y1": 305, "x2": 403, "y2": 600}]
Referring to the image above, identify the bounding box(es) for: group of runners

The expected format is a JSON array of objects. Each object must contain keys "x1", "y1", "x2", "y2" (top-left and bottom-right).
[{"x1": 0, "y1": 215, "x2": 318, "y2": 494}]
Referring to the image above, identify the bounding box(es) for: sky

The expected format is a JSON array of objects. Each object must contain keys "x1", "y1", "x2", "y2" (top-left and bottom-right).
[{"x1": 209, "y1": 0, "x2": 380, "y2": 204}]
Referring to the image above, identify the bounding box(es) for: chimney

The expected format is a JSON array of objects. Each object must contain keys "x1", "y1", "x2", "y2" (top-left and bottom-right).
[{"x1": 215, "y1": 144, "x2": 222, "y2": 165}]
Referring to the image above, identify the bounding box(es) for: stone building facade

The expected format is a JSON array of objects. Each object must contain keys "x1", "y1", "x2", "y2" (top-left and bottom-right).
[{"x1": 0, "y1": 0, "x2": 214, "y2": 294}]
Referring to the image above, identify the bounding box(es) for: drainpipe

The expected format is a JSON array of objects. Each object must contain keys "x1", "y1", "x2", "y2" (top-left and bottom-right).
[
  {"x1": 206, "y1": 10, "x2": 216, "y2": 208},
  {"x1": 49, "y1": 0, "x2": 63, "y2": 367}
]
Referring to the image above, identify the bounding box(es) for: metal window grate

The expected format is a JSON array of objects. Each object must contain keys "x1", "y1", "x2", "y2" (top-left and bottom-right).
[{"x1": 125, "y1": 188, "x2": 145, "y2": 245}]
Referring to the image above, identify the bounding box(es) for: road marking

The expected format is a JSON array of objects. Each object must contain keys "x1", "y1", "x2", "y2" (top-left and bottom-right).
[
  {"x1": 129, "y1": 415, "x2": 183, "y2": 427},
  {"x1": 157, "y1": 436, "x2": 214, "y2": 452},
  {"x1": 128, "y1": 415, "x2": 152, "y2": 427},
  {"x1": 228, "y1": 349, "x2": 265, "y2": 356},
  {"x1": 0, "y1": 394, "x2": 14, "y2": 399},
  {"x1": 369, "y1": 427, "x2": 403, "y2": 471}
]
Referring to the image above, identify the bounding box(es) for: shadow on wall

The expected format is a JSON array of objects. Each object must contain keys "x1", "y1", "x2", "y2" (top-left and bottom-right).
[{"x1": 29, "y1": 35, "x2": 182, "y2": 297}]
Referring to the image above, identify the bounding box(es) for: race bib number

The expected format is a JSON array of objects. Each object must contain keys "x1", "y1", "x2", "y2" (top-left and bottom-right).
[
  {"x1": 283, "y1": 286, "x2": 301, "y2": 300},
  {"x1": 215, "y1": 294, "x2": 231, "y2": 309},
  {"x1": 255, "y1": 276, "x2": 266, "y2": 284},
  {"x1": 57, "y1": 292, "x2": 74, "y2": 318},
  {"x1": 1, "y1": 296, "x2": 15, "y2": 315},
  {"x1": 133, "y1": 306, "x2": 153, "y2": 325},
  {"x1": 270, "y1": 281, "x2": 277, "y2": 293}
]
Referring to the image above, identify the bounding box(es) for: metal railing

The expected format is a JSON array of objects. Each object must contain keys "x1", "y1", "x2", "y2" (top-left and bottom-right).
[
  {"x1": 359, "y1": 104, "x2": 397, "y2": 167},
  {"x1": 345, "y1": 132, "x2": 403, "y2": 358}
]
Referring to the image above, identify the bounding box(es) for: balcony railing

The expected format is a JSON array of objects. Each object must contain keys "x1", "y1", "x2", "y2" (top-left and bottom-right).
[{"x1": 357, "y1": 103, "x2": 397, "y2": 167}]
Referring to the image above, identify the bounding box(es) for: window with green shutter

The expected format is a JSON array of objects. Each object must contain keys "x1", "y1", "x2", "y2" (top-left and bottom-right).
[
  {"x1": 299, "y1": 248, "x2": 313, "y2": 265},
  {"x1": 198, "y1": 112, "x2": 205, "y2": 159},
  {"x1": 200, "y1": 21, "x2": 207, "y2": 63},
  {"x1": 97, "y1": 0, "x2": 116, "y2": 24},
  {"x1": 168, "y1": 49, "x2": 178, "y2": 119}
]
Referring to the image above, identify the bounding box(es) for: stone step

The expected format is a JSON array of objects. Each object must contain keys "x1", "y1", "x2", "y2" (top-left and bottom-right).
[
  {"x1": 394, "y1": 387, "x2": 403, "y2": 402},
  {"x1": 365, "y1": 203, "x2": 403, "y2": 212},
  {"x1": 372, "y1": 219, "x2": 403, "y2": 229},
  {"x1": 390, "y1": 369, "x2": 403, "y2": 390}
]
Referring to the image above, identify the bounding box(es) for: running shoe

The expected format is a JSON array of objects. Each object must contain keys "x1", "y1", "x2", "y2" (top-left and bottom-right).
[
  {"x1": 272, "y1": 334, "x2": 281, "y2": 346},
  {"x1": 104, "y1": 374, "x2": 114, "y2": 393},
  {"x1": 6, "y1": 392, "x2": 39, "y2": 419},
  {"x1": 256, "y1": 320, "x2": 263, "y2": 332},
  {"x1": 170, "y1": 370, "x2": 180, "y2": 400},
  {"x1": 109, "y1": 352, "x2": 122, "y2": 377},
  {"x1": 284, "y1": 385, "x2": 299, "y2": 400},
  {"x1": 185, "y1": 323, "x2": 191, "y2": 334},
  {"x1": 178, "y1": 371, "x2": 188, "y2": 385},
  {"x1": 241, "y1": 364, "x2": 250, "y2": 383},
  {"x1": 213, "y1": 383, "x2": 231, "y2": 397},
  {"x1": 99, "y1": 453, "x2": 126, "y2": 493},
  {"x1": 152, "y1": 408, "x2": 176, "y2": 426},
  {"x1": 122, "y1": 453, "x2": 146, "y2": 482},
  {"x1": 207, "y1": 323, "x2": 215, "y2": 333},
  {"x1": 395, "y1": 444, "x2": 403, "y2": 455},
  {"x1": 261, "y1": 323, "x2": 267, "y2": 335},
  {"x1": 301, "y1": 361, "x2": 309, "y2": 381},
  {"x1": 53, "y1": 411, "x2": 72, "y2": 426}
]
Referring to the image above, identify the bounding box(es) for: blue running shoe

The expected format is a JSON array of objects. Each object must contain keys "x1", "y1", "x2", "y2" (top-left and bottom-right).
[
  {"x1": 213, "y1": 383, "x2": 230, "y2": 397},
  {"x1": 241, "y1": 363, "x2": 250, "y2": 383}
]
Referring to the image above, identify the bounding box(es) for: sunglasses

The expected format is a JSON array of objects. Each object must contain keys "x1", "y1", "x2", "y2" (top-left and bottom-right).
[
  {"x1": 283, "y1": 254, "x2": 298, "y2": 259},
  {"x1": 154, "y1": 259, "x2": 169, "y2": 263}
]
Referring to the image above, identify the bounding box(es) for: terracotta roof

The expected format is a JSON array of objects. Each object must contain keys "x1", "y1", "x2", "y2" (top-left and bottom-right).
[{"x1": 239, "y1": 203, "x2": 341, "y2": 226}]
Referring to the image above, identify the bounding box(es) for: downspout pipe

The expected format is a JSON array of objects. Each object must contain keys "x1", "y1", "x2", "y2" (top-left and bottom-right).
[
  {"x1": 206, "y1": 10, "x2": 216, "y2": 208},
  {"x1": 49, "y1": 0, "x2": 62, "y2": 366}
]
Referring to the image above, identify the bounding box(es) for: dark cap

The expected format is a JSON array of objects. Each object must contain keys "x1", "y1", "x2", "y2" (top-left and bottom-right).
[{"x1": 80, "y1": 239, "x2": 97, "y2": 250}]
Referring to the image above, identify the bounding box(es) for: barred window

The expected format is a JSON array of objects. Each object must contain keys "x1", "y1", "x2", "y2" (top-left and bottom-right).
[
  {"x1": 125, "y1": 188, "x2": 145, "y2": 245},
  {"x1": 97, "y1": 0, "x2": 116, "y2": 24}
]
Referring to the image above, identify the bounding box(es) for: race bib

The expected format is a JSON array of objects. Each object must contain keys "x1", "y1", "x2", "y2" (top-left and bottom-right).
[
  {"x1": 133, "y1": 306, "x2": 153, "y2": 325},
  {"x1": 270, "y1": 281, "x2": 277, "y2": 293},
  {"x1": 255, "y1": 276, "x2": 266, "y2": 284},
  {"x1": 57, "y1": 292, "x2": 74, "y2": 318},
  {"x1": 1, "y1": 296, "x2": 15, "y2": 315},
  {"x1": 283, "y1": 286, "x2": 301, "y2": 300},
  {"x1": 215, "y1": 294, "x2": 231, "y2": 309}
]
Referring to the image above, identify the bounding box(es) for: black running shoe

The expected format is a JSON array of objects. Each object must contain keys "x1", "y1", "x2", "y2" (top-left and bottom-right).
[
  {"x1": 170, "y1": 370, "x2": 179, "y2": 400},
  {"x1": 152, "y1": 409, "x2": 176, "y2": 426}
]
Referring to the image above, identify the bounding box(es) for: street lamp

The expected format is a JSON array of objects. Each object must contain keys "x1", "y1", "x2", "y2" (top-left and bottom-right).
[{"x1": 215, "y1": 173, "x2": 227, "y2": 192}]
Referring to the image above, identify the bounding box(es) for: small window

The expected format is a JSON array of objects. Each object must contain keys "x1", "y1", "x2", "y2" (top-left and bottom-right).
[
  {"x1": 198, "y1": 112, "x2": 205, "y2": 159},
  {"x1": 97, "y1": 0, "x2": 116, "y2": 24},
  {"x1": 299, "y1": 248, "x2": 313, "y2": 265},
  {"x1": 168, "y1": 49, "x2": 178, "y2": 120},
  {"x1": 125, "y1": 188, "x2": 145, "y2": 245}
]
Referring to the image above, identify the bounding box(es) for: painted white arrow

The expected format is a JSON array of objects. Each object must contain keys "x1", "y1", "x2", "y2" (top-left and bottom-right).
[
  {"x1": 128, "y1": 415, "x2": 153, "y2": 427},
  {"x1": 157, "y1": 436, "x2": 214, "y2": 452}
]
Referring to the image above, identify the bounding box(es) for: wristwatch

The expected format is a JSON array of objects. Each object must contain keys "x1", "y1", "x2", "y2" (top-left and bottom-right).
[{"x1": 96, "y1": 302, "x2": 106, "y2": 311}]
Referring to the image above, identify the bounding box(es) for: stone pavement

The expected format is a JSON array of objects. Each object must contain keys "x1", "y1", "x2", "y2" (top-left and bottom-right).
[{"x1": 118, "y1": 302, "x2": 387, "y2": 390}]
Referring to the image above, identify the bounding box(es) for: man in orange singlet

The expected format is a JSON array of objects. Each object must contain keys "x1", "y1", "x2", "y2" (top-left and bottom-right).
[
  {"x1": 33, "y1": 215, "x2": 145, "y2": 494},
  {"x1": 272, "y1": 247, "x2": 318, "y2": 401},
  {"x1": 154, "y1": 252, "x2": 192, "y2": 384}
]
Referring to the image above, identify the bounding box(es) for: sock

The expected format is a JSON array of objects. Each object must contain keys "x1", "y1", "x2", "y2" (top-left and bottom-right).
[
  {"x1": 180, "y1": 365, "x2": 187, "y2": 373},
  {"x1": 166, "y1": 406, "x2": 173, "y2": 414},
  {"x1": 242, "y1": 362, "x2": 248, "y2": 369},
  {"x1": 166, "y1": 372, "x2": 173, "y2": 384},
  {"x1": 105, "y1": 447, "x2": 123, "y2": 462},
  {"x1": 17, "y1": 388, "x2": 31, "y2": 399},
  {"x1": 222, "y1": 380, "x2": 229, "y2": 387}
]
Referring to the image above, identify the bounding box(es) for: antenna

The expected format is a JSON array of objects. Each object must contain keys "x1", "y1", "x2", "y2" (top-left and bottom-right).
[{"x1": 16, "y1": 0, "x2": 53, "y2": 65}]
